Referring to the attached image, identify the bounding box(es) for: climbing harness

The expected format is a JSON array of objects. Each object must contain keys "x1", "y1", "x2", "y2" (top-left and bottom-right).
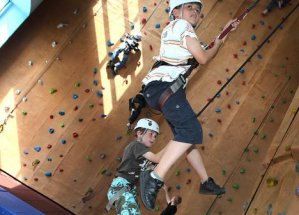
[
  {"x1": 150, "y1": 58, "x2": 199, "y2": 110},
  {"x1": 105, "y1": 185, "x2": 132, "y2": 212}
]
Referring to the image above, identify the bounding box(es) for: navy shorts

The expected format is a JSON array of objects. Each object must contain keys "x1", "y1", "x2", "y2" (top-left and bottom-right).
[{"x1": 144, "y1": 81, "x2": 203, "y2": 144}]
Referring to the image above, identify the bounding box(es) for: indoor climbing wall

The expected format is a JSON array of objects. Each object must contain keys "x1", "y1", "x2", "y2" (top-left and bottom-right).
[{"x1": 0, "y1": 0, "x2": 298, "y2": 214}]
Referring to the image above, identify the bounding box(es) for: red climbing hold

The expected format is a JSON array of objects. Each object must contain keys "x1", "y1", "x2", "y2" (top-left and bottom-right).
[
  {"x1": 252, "y1": 24, "x2": 256, "y2": 29},
  {"x1": 217, "y1": 80, "x2": 222, "y2": 85},
  {"x1": 227, "y1": 104, "x2": 231, "y2": 109},
  {"x1": 47, "y1": 144, "x2": 52, "y2": 149},
  {"x1": 34, "y1": 178, "x2": 38, "y2": 182},
  {"x1": 74, "y1": 105, "x2": 79, "y2": 111},
  {"x1": 85, "y1": 89, "x2": 90, "y2": 93},
  {"x1": 225, "y1": 68, "x2": 230, "y2": 72},
  {"x1": 226, "y1": 91, "x2": 229, "y2": 96},
  {"x1": 50, "y1": 115, "x2": 54, "y2": 119},
  {"x1": 186, "y1": 179, "x2": 191, "y2": 184},
  {"x1": 233, "y1": 53, "x2": 238, "y2": 59},
  {"x1": 217, "y1": 119, "x2": 222, "y2": 123},
  {"x1": 242, "y1": 41, "x2": 247, "y2": 46},
  {"x1": 242, "y1": 81, "x2": 246, "y2": 85},
  {"x1": 73, "y1": 132, "x2": 79, "y2": 138},
  {"x1": 149, "y1": 45, "x2": 153, "y2": 51},
  {"x1": 141, "y1": 18, "x2": 147, "y2": 24}
]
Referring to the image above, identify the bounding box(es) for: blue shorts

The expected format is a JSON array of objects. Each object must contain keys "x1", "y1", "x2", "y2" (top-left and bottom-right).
[{"x1": 144, "y1": 81, "x2": 203, "y2": 144}]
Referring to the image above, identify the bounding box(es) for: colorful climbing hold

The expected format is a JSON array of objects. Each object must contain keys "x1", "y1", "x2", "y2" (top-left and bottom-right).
[
  {"x1": 266, "y1": 177, "x2": 278, "y2": 187},
  {"x1": 106, "y1": 40, "x2": 114, "y2": 47},
  {"x1": 34, "y1": 146, "x2": 41, "y2": 152},
  {"x1": 49, "y1": 88, "x2": 57, "y2": 94},
  {"x1": 45, "y1": 171, "x2": 52, "y2": 177},
  {"x1": 232, "y1": 183, "x2": 240, "y2": 190},
  {"x1": 49, "y1": 128, "x2": 55, "y2": 134}
]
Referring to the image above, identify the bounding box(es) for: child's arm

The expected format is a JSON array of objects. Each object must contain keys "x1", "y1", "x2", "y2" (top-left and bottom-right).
[
  {"x1": 143, "y1": 146, "x2": 167, "y2": 163},
  {"x1": 186, "y1": 19, "x2": 239, "y2": 65},
  {"x1": 162, "y1": 184, "x2": 171, "y2": 204}
]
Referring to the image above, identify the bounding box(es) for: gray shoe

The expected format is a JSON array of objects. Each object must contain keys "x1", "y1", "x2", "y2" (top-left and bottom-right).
[
  {"x1": 199, "y1": 177, "x2": 226, "y2": 195},
  {"x1": 139, "y1": 170, "x2": 164, "y2": 211}
]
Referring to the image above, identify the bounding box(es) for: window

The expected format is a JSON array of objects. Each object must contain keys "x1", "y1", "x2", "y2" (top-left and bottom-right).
[{"x1": 0, "y1": 0, "x2": 10, "y2": 13}]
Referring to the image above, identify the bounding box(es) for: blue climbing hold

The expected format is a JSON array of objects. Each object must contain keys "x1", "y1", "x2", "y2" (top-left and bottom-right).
[
  {"x1": 93, "y1": 80, "x2": 98, "y2": 86},
  {"x1": 239, "y1": 68, "x2": 245, "y2": 74},
  {"x1": 107, "y1": 40, "x2": 114, "y2": 47},
  {"x1": 59, "y1": 111, "x2": 65, "y2": 116},
  {"x1": 165, "y1": 7, "x2": 170, "y2": 13},
  {"x1": 97, "y1": 91, "x2": 103, "y2": 97},
  {"x1": 251, "y1": 35, "x2": 256, "y2": 40},
  {"x1": 108, "y1": 52, "x2": 113, "y2": 57},
  {"x1": 45, "y1": 171, "x2": 52, "y2": 177},
  {"x1": 61, "y1": 139, "x2": 67, "y2": 144},
  {"x1": 155, "y1": 23, "x2": 160, "y2": 28},
  {"x1": 49, "y1": 128, "x2": 55, "y2": 134},
  {"x1": 34, "y1": 146, "x2": 41, "y2": 152},
  {"x1": 24, "y1": 150, "x2": 29, "y2": 155},
  {"x1": 142, "y1": 6, "x2": 147, "y2": 12},
  {"x1": 215, "y1": 108, "x2": 221, "y2": 113},
  {"x1": 73, "y1": 94, "x2": 79, "y2": 99},
  {"x1": 47, "y1": 157, "x2": 52, "y2": 161}
]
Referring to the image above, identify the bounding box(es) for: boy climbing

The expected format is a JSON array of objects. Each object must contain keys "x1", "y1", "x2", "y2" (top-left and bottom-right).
[
  {"x1": 139, "y1": 0, "x2": 240, "y2": 211},
  {"x1": 106, "y1": 118, "x2": 166, "y2": 214}
]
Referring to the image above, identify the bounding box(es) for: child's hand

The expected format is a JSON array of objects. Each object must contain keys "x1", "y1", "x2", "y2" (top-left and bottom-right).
[
  {"x1": 225, "y1": 18, "x2": 240, "y2": 32},
  {"x1": 162, "y1": 184, "x2": 168, "y2": 191}
]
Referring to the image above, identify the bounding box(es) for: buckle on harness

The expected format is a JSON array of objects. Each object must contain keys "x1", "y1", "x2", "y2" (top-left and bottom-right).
[{"x1": 170, "y1": 74, "x2": 186, "y2": 93}]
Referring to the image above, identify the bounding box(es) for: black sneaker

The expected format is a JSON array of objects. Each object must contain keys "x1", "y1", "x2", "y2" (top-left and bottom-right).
[
  {"x1": 199, "y1": 177, "x2": 226, "y2": 195},
  {"x1": 140, "y1": 170, "x2": 164, "y2": 211}
]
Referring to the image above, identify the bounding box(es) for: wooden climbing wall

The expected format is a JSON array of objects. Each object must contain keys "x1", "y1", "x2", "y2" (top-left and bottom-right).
[{"x1": 0, "y1": 0, "x2": 298, "y2": 214}]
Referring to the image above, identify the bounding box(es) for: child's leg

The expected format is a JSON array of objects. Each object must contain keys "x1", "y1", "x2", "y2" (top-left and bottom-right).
[
  {"x1": 154, "y1": 140, "x2": 192, "y2": 179},
  {"x1": 185, "y1": 145, "x2": 209, "y2": 182}
]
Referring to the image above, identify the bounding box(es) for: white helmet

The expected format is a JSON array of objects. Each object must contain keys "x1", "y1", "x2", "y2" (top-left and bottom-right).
[
  {"x1": 169, "y1": 0, "x2": 203, "y2": 17},
  {"x1": 134, "y1": 118, "x2": 159, "y2": 134}
]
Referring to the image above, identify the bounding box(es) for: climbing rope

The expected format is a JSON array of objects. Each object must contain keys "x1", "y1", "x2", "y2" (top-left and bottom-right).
[{"x1": 196, "y1": 2, "x2": 299, "y2": 118}]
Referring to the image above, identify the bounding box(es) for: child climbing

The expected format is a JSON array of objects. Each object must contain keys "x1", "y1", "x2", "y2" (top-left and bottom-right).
[
  {"x1": 262, "y1": 0, "x2": 292, "y2": 15},
  {"x1": 106, "y1": 118, "x2": 166, "y2": 214},
  {"x1": 160, "y1": 185, "x2": 182, "y2": 215},
  {"x1": 107, "y1": 32, "x2": 142, "y2": 76},
  {"x1": 139, "y1": 0, "x2": 240, "y2": 211}
]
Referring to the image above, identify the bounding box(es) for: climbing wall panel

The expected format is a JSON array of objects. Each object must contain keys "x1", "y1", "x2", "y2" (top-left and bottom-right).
[{"x1": 0, "y1": 0, "x2": 298, "y2": 214}]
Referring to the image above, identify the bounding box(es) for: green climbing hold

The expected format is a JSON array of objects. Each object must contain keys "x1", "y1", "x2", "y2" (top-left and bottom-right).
[
  {"x1": 86, "y1": 155, "x2": 92, "y2": 162},
  {"x1": 252, "y1": 117, "x2": 256, "y2": 123},
  {"x1": 22, "y1": 111, "x2": 27, "y2": 116},
  {"x1": 175, "y1": 170, "x2": 180, "y2": 176},
  {"x1": 75, "y1": 82, "x2": 81, "y2": 87},
  {"x1": 244, "y1": 147, "x2": 249, "y2": 153},
  {"x1": 222, "y1": 169, "x2": 226, "y2": 176},
  {"x1": 49, "y1": 88, "x2": 57, "y2": 94},
  {"x1": 232, "y1": 183, "x2": 240, "y2": 190},
  {"x1": 253, "y1": 147, "x2": 259, "y2": 153},
  {"x1": 239, "y1": 168, "x2": 246, "y2": 174},
  {"x1": 266, "y1": 177, "x2": 278, "y2": 187}
]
